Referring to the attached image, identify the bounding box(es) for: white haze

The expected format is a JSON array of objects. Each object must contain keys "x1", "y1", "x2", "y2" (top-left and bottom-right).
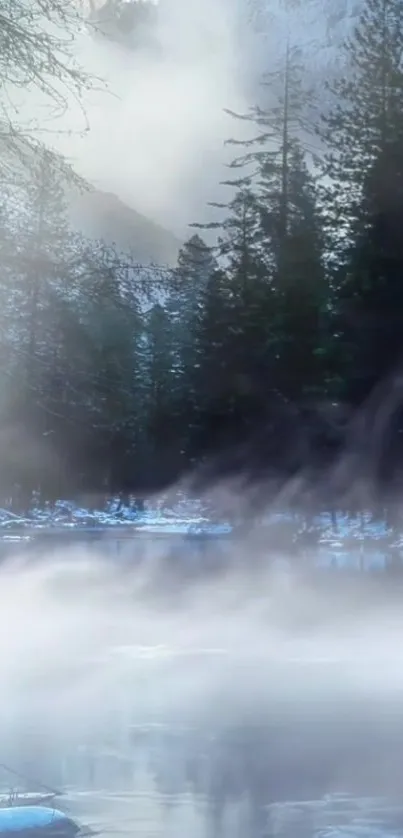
[
  {"x1": 2, "y1": 542, "x2": 403, "y2": 758},
  {"x1": 2, "y1": 0, "x2": 397, "y2": 778},
  {"x1": 39, "y1": 0, "x2": 265, "y2": 236},
  {"x1": 12, "y1": 0, "x2": 357, "y2": 237},
  {"x1": 45, "y1": 0, "x2": 357, "y2": 236}
]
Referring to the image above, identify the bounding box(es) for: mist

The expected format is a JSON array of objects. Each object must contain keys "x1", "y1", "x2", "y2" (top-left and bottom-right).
[
  {"x1": 31, "y1": 0, "x2": 267, "y2": 236},
  {"x1": 4, "y1": 0, "x2": 403, "y2": 827},
  {"x1": 2, "y1": 540, "x2": 403, "y2": 762},
  {"x1": 13, "y1": 0, "x2": 346, "y2": 237}
]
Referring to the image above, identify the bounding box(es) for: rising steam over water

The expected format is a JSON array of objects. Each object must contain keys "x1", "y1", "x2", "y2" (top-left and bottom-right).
[
  {"x1": 5, "y1": 1, "x2": 403, "y2": 832},
  {"x1": 1, "y1": 546, "x2": 403, "y2": 798}
]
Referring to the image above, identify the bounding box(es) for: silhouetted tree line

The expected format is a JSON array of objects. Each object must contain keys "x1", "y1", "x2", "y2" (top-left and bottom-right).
[{"x1": 2, "y1": 0, "x2": 403, "y2": 510}]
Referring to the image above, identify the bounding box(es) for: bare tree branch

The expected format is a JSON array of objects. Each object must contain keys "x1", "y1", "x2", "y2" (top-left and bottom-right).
[{"x1": 0, "y1": 0, "x2": 101, "y2": 179}]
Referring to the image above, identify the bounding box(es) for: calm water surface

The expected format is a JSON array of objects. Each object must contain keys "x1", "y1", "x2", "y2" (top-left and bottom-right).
[{"x1": 1, "y1": 532, "x2": 403, "y2": 838}]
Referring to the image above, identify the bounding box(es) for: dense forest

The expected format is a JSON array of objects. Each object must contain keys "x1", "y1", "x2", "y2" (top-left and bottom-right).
[{"x1": 1, "y1": 0, "x2": 403, "y2": 512}]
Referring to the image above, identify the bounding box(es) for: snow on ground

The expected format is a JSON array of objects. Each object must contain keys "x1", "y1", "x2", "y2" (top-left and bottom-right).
[
  {"x1": 0, "y1": 494, "x2": 212, "y2": 531},
  {"x1": 0, "y1": 493, "x2": 400, "y2": 570},
  {"x1": 0, "y1": 497, "x2": 391, "y2": 535}
]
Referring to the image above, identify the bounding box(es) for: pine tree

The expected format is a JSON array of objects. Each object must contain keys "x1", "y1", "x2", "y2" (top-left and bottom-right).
[
  {"x1": 168, "y1": 234, "x2": 218, "y2": 455},
  {"x1": 169, "y1": 234, "x2": 216, "y2": 385},
  {"x1": 319, "y1": 0, "x2": 403, "y2": 252},
  {"x1": 143, "y1": 302, "x2": 182, "y2": 481},
  {"x1": 323, "y1": 0, "x2": 403, "y2": 385},
  {"x1": 223, "y1": 189, "x2": 273, "y2": 396},
  {"x1": 222, "y1": 41, "x2": 326, "y2": 407},
  {"x1": 338, "y1": 136, "x2": 403, "y2": 403},
  {"x1": 0, "y1": 195, "x2": 20, "y2": 384},
  {"x1": 188, "y1": 267, "x2": 235, "y2": 462},
  {"x1": 321, "y1": 0, "x2": 403, "y2": 491},
  {"x1": 68, "y1": 241, "x2": 146, "y2": 494},
  {"x1": 0, "y1": 158, "x2": 151, "y2": 501},
  {"x1": 0, "y1": 151, "x2": 79, "y2": 503},
  {"x1": 19, "y1": 151, "x2": 70, "y2": 380},
  {"x1": 188, "y1": 31, "x2": 327, "y2": 475},
  {"x1": 270, "y1": 144, "x2": 327, "y2": 402}
]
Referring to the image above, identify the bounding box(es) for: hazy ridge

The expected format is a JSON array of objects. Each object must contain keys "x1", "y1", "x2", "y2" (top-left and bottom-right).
[{"x1": 68, "y1": 184, "x2": 182, "y2": 266}]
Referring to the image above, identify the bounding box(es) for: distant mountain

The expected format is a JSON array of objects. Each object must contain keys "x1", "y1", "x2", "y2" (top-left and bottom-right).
[
  {"x1": 0, "y1": 129, "x2": 181, "y2": 267},
  {"x1": 68, "y1": 185, "x2": 182, "y2": 266}
]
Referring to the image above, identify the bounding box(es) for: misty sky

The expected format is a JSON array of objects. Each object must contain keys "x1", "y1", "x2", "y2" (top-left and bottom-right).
[
  {"x1": 32, "y1": 0, "x2": 357, "y2": 236},
  {"x1": 48, "y1": 0, "x2": 264, "y2": 235}
]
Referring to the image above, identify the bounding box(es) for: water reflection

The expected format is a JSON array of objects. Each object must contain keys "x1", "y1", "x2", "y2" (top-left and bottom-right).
[
  {"x1": 0, "y1": 524, "x2": 401, "y2": 572},
  {"x1": 1, "y1": 533, "x2": 403, "y2": 838},
  {"x1": 2, "y1": 711, "x2": 403, "y2": 838},
  {"x1": 60, "y1": 784, "x2": 403, "y2": 838}
]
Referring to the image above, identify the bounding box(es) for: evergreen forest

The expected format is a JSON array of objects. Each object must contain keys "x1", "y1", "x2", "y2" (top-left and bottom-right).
[{"x1": 2, "y1": 0, "x2": 403, "y2": 517}]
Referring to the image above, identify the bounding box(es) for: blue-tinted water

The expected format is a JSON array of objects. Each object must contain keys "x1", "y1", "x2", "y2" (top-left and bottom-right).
[{"x1": 1, "y1": 529, "x2": 403, "y2": 838}]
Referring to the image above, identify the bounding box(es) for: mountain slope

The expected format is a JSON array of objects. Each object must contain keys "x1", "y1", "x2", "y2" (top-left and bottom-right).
[{"x1": 68, "y1": 186, "x2": 182, "y2": 267}]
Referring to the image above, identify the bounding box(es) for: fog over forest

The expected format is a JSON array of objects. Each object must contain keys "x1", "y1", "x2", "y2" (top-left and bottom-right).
[{"x1": 27, "y1": 0, "x2": 359, "y2": 236}]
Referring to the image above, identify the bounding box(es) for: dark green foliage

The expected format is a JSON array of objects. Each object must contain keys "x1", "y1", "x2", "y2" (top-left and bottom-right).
[
  {"x1": 320, "y1": 0, "x2": 403, "y2": 490},
  {"x1": 3, "y1": 0, "x2": 403, "y2": 507}
]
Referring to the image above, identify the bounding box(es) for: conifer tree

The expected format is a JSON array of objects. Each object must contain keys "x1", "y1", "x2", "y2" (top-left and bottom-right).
[
  {"x1": 188, "y1": 267, "x2": 235, "y2": 461},
  {"x1": 169, "y1": 234, "x2": 216, "y2": 383},
  {"x1": 270, "y1": 144, "x2": 327, "y2": 402},
  {"x1": 221, "y1": 40, "x2": 326, "y2": 406},
  {"x1": 167, "y1": 234, "x2": 218, "y2": 454},
  {"x1": 321, "y1": 0, "x2": 403, "y2": 490},
  {"x1": 320, "y1": 0, "x2": 403, "y2": 251}
]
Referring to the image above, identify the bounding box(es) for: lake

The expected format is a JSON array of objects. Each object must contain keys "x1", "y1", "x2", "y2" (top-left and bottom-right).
[
  {"x1": 33, "y1": 702, "x2": 403, "y2": 838},
  {"x1": 1, "y1": 527, "x2": 403, "y2": 838}
]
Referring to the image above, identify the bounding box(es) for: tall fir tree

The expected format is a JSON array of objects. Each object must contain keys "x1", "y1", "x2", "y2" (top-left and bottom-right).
[
  {"x1": 220, "y1": 40, "x2": 326, "y2": 407},
  {"x1": 322, "y1": 0, "x2": 403, "y2": 386},
  {"x1": 320, "y1": 0, "x2": 403, "y2": 491},
  {"x1": 319, "y1": 0, "x2": 403, "y2": 253},
  {"x1": 1, "y1": 151, "x2": 78, "y2": 503},
  {"x1": 167, "y1": 234, "x2": 218, "y2": 456},
  {"x1": 143, "y1": 301, "x2": 182, "y2": 482}
]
